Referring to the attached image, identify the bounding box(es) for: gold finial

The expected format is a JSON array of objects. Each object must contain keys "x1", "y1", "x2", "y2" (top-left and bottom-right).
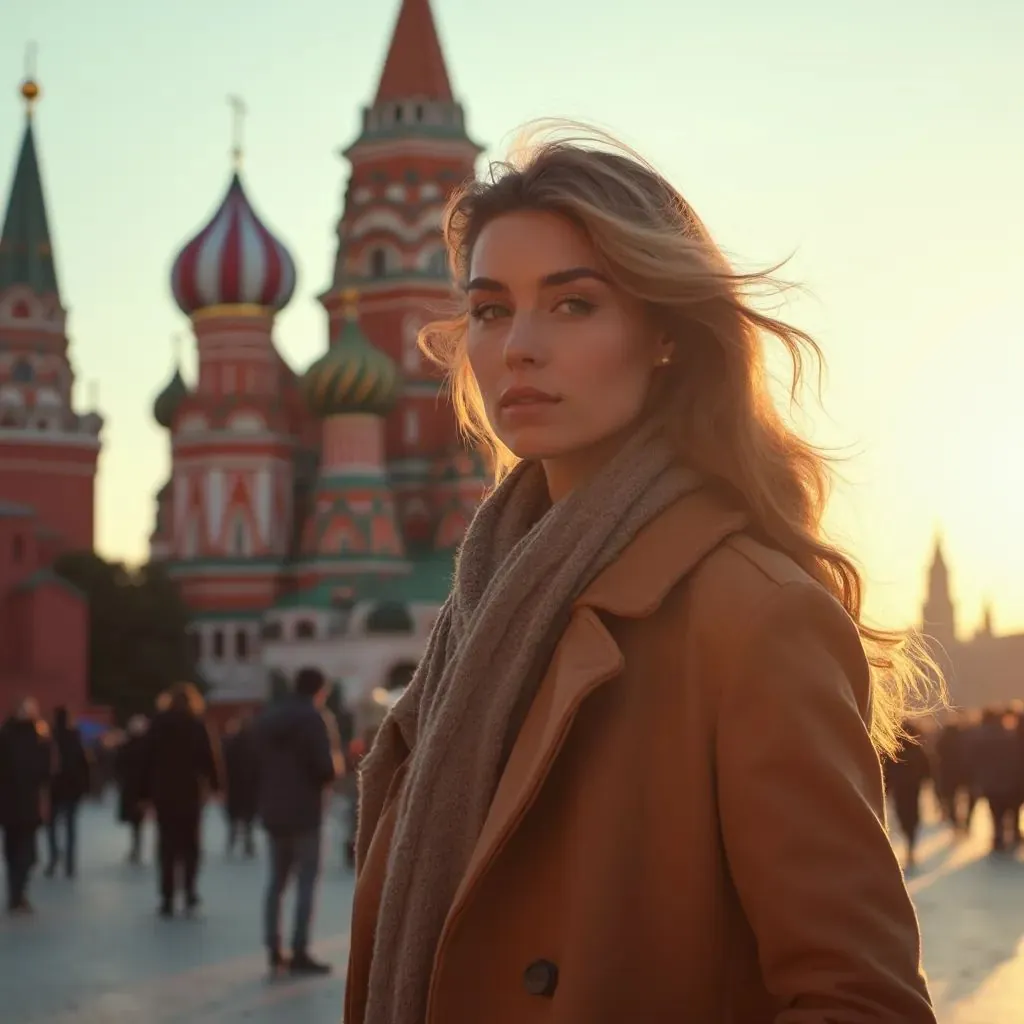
[
  {"x1": 340, "y1": 287, "x2": 360, "y2": 320},
  {"x1": 228, "y1": 94, "x2": 246, "y2": 170},
  {"x1": 20, "y1": 42, "x2": 40, "y2": 115}
]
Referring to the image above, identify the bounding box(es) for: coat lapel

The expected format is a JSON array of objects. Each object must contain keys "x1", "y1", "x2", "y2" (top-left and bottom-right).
[
  {"x1": 449, "y1": 606, "x2": 624, "y2": 915},
  {"x1": 444, "y1": 488, "x2": 749, "y2": 926}
]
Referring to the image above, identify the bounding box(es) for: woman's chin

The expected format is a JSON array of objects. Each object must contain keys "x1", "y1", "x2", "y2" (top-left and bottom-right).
[{"x1": 500, "y1": 427, "x2": 574, "y2": 463}]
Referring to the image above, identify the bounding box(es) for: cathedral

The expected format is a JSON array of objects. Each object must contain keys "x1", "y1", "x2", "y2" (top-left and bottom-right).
[
  {"x1": 0, "y1": 76, "x2": 101, "y2": 715},
  {"x1": 149, "y1": 0, "x2": 488, "y2": 719},
  {"x1": 921, "y1": 539, "x2": 1024, "y2": 710}
]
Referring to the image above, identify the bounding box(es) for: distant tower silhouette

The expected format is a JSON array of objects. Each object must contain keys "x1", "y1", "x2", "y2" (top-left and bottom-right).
[
  {"x1": 978, "y1": 600, "x2": 994, "y2": 639},
  {"x1": 922, "y1": 534, "x2": 957, "y2": 649}
]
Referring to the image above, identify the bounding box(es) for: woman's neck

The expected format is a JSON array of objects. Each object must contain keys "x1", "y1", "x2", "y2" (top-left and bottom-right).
[{"x1": 541, "y1": 424, "x2": 639, "y2": 503}]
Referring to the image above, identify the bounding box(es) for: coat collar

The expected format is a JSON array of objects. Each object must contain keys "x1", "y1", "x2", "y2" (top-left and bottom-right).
[{"x1": 575, "y1": 486, "x2": 749, "y2": 618}]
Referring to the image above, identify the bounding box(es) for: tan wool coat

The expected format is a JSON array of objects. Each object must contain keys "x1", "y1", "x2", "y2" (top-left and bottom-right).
[{"x1": 345, "y1": 490, "x2": 936, "y2": 1023}]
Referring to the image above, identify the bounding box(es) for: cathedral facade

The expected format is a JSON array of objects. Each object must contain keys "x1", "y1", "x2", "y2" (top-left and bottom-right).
[{"x1": 150, "y1": 0, "x2": 487, "y2": 717}]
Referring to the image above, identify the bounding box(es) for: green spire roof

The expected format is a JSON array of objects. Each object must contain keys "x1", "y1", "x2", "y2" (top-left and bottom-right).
[{"x1": 0, "y1": 98, "x2": 59, "y2": 297}]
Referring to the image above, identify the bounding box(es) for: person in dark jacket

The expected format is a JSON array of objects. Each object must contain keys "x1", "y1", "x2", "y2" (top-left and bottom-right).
[
  {"x1": 45, "y1": 706, "x2": 92, "y2": 879},
  {"x1": 256, "y1": 667, "x2": 341, "y2": 975},
  {"x1": 0, "y1": 698, "x2": 52, "y2": 914},
  {"x1": 140, "y1": 682, "x2": 220, "y2": 916},
  {"x1": 222, "y1": 714, "x2": 260, "y2": 858},
  {"x1": 972, "y1": 706, "x2": 1022, "y2": 852},
  {"x1": 883, "y1": 719, "x2": 932, "y2": 871},
  {"x1": 115, "y1": 716, "x2": 149, "y2": 864}
]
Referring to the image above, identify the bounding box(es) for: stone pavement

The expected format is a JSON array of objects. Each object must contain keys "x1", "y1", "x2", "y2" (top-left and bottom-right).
[
  {"x1": 2, "y1": 799, "x2": 1024, "y2": 1022},
  {"x1": 0, "y1": 799, "x2": 354, "y2": 1022},
  {"x1": 906, "y1": 808, "x2": 1024, "y2": 1024}
]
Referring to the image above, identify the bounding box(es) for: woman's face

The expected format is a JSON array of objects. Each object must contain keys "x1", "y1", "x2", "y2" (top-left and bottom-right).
[{"x1": 466, "y1": 210, "x2": 671, "y2": 487}]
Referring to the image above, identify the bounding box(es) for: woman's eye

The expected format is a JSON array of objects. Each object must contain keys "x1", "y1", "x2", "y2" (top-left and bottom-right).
[
  {"x1": 555, "y1": 297, "x2": 596, "y2": 315},
  {"x1": 469, "y1": 303, "x2": 508, "y2": 322}
]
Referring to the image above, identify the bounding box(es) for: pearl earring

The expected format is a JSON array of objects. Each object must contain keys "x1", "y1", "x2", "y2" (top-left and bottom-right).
[{"x1": 659, "y1": 355, "x2": 671, "y2": 366}]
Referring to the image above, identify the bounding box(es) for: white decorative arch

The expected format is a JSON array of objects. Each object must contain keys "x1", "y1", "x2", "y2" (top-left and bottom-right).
[
  {"x1": 348, "y1": 206, "x2": 444, "y2": 244},
  {"x1": 34, "y1": 386, "x2": 62, "y2": 409},
  {"x1": 177, "y1": 412, "x2": 208, "y2": 434},
  {"x1": 226, "y1": 411, "x2": 265, "y2": 433},
  {"x1": 0, "y1": 385, "x2": 25, "y2": 407}
]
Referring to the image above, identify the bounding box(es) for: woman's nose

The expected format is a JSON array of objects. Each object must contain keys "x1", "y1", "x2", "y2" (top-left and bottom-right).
[{"x1": 503, "y1": 312, "x2": 547, "y2": 368}]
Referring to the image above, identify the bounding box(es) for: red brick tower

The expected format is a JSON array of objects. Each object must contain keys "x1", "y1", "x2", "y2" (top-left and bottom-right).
[
  {"x1": 0, "y1": 76, "x2": 99, "y2": 715},
  {"x1": 321, "y1": 0, "x2": 487, "y2": 550}
]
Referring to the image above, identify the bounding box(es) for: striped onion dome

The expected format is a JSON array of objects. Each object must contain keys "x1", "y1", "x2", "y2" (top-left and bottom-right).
[
  {"x1": 170, "y1": 172, "x2": 296, "y2": 315},
  {"x1": 302, "y1": 293, "x2": 399, "y2": 418},
  {"x1": 153, "y1": 367, "x2": 188, "y2": 429}
]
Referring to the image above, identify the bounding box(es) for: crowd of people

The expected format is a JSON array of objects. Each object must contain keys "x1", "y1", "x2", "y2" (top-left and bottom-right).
[
  {"x1": 886, "y1": 705, "x2": 1024, "y2": 869},
  {"x1": 0, "y1": 667, "x2": 380, "y2": 978}
]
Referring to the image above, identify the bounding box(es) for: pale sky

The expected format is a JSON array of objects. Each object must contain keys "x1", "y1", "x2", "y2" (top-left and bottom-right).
[{"x1": 3, "y1": 0, "x2": 1022, "y2": 637}]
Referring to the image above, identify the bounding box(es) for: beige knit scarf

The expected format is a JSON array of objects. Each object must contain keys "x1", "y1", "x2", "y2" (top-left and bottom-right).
[{"x1": 356, "y1": 422, "x2": 702, "y2": 1024}]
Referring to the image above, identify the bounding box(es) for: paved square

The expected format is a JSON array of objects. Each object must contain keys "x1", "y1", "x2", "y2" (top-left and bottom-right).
[{"x1": 2, "y1": 800, "x2": 1023, "y2": 1021}]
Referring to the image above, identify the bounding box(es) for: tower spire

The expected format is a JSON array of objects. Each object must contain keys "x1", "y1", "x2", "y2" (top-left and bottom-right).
[
  {"x1": 228, "y1": 95, "x2": 246, "y2": 171},
  {"x1": 0, "y1": 66, "x2": 59, "y2": 296},
  {"x1": 374, "y1": 0, "x2": 454, "y2": 103}
]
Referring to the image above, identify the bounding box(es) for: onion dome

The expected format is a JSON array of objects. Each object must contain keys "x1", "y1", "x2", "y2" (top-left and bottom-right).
[
  {"x1": 170, "y1": 172, "x2": 296, "y2": 316},
  {"x1": 302, "y1": 291, "x2": 399, "y2": 418},
  {"x1": 153, "y1": 367, "x2": 188, "y2": 428}
]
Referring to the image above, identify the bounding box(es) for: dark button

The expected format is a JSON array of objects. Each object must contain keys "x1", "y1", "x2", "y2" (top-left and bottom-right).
[{"x1": 523, "y1": 958, "x2": 559, "y2": 998}]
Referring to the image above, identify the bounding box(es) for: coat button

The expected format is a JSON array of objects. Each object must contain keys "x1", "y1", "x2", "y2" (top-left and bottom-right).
[{"x1": 523, "y1": 959, "x2": 559, "y2": 998}]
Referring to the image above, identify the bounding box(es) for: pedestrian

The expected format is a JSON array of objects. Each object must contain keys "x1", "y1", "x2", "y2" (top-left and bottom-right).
[
  {"x1": 346, "y1": 126, "x2": 940, "y2": 1024},
  {"x1": 222, "y1": 714, "x2": 259, "y2": 858},
  {"x1": 972, "y1": 706, "x2": 1021, "y2": 853},
  {"x1": 114, "y1": 716, "x2": 149, "y2": 864},
  {"x1": 140, "y1": 682, "x2": 220, "y2": 917},
  {"x1": 934, "y1": 714, "x2": 974, "y2": 833},
  {"x1": 884, "y1": 720, "x2": 932, "y2": 870},
  {"x1": 256, "y1": 667, "x2": 341, "y2": 975},
  {"x1": 45, "y1": 706, "x2": 92, "y2": 879},
  {"x1": 0, "y1": 697, "x2": 52, "y2": 914}
]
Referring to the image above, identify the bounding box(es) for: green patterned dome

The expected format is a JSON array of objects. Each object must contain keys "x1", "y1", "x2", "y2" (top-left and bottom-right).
[
  {"x1": 303, "y1": 293, "x2": 399, "y2": 418},
  {"x1": 153, "y1": 367, "x2": 188, "y2": 429}
]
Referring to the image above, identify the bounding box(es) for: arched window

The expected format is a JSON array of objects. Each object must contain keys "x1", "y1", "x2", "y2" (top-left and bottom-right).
[
  {"x1": 212, "y1": 630, "x2": 225, "y2": 659},
  {"x1": 235, "y1": 629, "x2": 249, "y2": 660},
  {"x1": 370, "y1": 248, "x2": 387, "y2": 278},
  {"x1": 261, "y1": 621, "x2": 282, "y2": 640},
  {"x1": 12, "y1": 359, "x2": 33, "y2": 383},
  {"x1": 367, "y1": 602, "x2": 415, "y2": 635},
  {"x1": 230, "y1": 516, "x2": 252, "y2": 557},
  {"x1": 295, "y1": 619, "x2": 316, "y2": 640},
  {"x1": 427, "y1": 248, "x2": 447, "y2": 275}
]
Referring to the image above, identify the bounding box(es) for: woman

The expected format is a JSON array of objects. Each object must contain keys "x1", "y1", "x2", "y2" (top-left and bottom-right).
[
  {"x1": 140, "y1": 682, "x2": 220, "y2": 917},
  {"x1": 114, "y1": 716, "x2": 149, "y2": 864},
  {"x1": 346, "y1": 125, "x2": 938, "y2": 1024},
  {"x1": 221, "y1": 714, "x2": 259, "y2": 858}
]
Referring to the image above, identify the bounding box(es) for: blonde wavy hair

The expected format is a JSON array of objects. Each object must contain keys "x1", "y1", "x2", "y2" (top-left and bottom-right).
[{"x1": 419, "y1": 121, "x2": 940, "y2": 757}]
